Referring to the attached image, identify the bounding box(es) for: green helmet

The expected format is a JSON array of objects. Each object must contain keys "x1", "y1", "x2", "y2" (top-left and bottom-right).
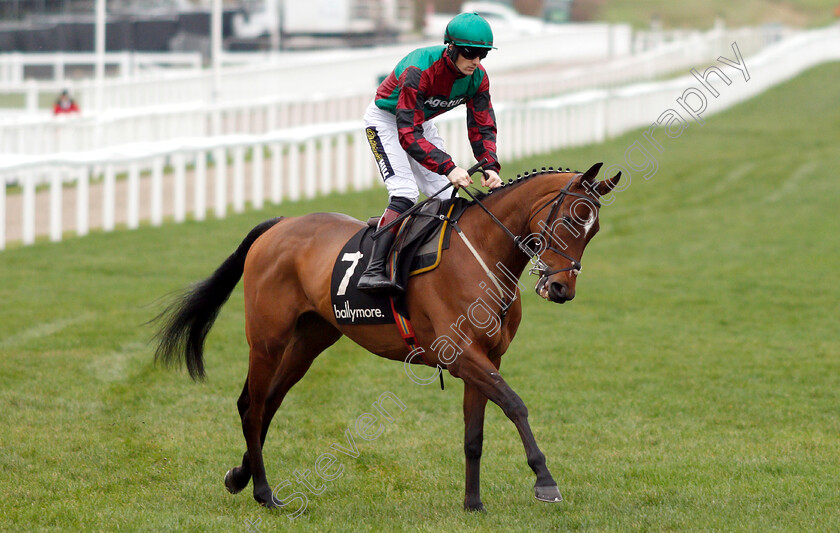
[{"x1": 444, "y1": 12, "x2": 495, "y2": 49}]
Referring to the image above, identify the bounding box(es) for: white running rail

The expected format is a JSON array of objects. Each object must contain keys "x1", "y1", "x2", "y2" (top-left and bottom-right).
[
  {"x1": 0, "y1": 25, "x2": 782, "y2": 156},
  {"x1": 1, "y1": 26, "x2": 837, "y2": 250}
]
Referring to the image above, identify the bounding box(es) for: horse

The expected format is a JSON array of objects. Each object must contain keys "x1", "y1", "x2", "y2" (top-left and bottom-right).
[{"x1": 154, "y1": 162, "x2": 620, "y2": 512}]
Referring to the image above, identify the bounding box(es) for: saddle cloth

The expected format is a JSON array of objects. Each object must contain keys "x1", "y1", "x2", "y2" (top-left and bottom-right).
[
  {"x1": 330, "y1": 226, "x2": 395, "y2": 325},
  {"x1": 330, "y1": 197, "x2": 469, "y2": 325}
]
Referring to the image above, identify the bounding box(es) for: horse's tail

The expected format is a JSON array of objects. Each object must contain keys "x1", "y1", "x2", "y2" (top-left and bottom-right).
[{"x1": 153, "y1": 217, "x2": 284, "y2": 381}]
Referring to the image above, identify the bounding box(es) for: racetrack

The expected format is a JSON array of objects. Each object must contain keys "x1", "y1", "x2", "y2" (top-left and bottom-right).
[{"x1": 1, "y1": 62, "x2": 838, "y2": 532}]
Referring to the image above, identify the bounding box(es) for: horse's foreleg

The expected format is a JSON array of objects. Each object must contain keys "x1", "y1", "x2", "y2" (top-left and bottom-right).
[
  {"x1": 456, "y1": 353, "x2": 562, "y2": 504},
  {"x1": 463, "y1": 381, "x2": 489, "y2": 511}
]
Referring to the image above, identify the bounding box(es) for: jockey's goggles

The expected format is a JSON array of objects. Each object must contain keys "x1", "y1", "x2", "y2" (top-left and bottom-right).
[{"x1": 457, "y1": 46, "x2": 489, "y2": 60}]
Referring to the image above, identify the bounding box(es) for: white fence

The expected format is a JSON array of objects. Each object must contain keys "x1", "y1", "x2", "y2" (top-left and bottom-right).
[
  {"x1": 0, "y1": 25, "x2": 782, "y2": 157},
  {"x1": 0, "y1": 90, "x2": 373, "y2": 155},
  {"x1": 0, "y1": 52, "x2": 204, "y2": 113},
  {"x1": 1, "y1": 25, "x2": 838, "y2": 250},
  {"x1": 0, "y1": 24, "x2": 630, "y2": 112}
]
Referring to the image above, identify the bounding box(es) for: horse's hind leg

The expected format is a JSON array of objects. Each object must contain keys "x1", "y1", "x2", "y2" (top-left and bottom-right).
[
  {"x1": 228, "y1": 313, "x2": 341, "y2": 507},
  {"x1": 224, "y1": 379, "x2": 254, "y2": 494}
]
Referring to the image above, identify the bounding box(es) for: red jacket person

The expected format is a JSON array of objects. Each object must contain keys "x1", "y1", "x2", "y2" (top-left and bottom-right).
[{"x1": 53, "y1": 89, "x2": 80, "y2": 115}]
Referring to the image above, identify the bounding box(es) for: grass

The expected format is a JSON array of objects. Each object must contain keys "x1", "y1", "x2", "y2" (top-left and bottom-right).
[
  {"x1": 0, "y1": 93, "x2": 67, "y2": 110},
  {"x1": 1, "y1": 62, "x2": 839, "y2": 532},
  {"x1": 591, "y1": 0, "x2": 840, "y2": 29}
]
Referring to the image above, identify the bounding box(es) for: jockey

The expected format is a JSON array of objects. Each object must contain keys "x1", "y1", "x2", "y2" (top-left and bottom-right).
[{"x1": 357, "y1": 12, "x2": 504, "y2": 292}]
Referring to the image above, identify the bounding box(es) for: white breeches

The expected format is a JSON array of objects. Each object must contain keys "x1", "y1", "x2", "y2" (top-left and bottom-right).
[{"x1": 363, "y1": 101, "x2": 451, "y2": 203}]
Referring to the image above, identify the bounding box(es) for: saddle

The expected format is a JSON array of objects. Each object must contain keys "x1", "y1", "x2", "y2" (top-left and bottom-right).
[
  {"x1": 372, "y1": 196, "x2": 470, "y2": 277},
  {"x1": 330, "y1": 196, "x2": 470, "y2": 325}
]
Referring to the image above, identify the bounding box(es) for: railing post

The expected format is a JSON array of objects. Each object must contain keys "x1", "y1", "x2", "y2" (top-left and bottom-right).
[
  {"x1": 241, "y1": 108, "x2": 251, "y2": 134},
  {"x1": 151, "y1": 157, "x2": 164, "y2": 226},
  {"x1": 76, "y1": 166, "x2": 89, "y2": 237},
  {"x1": 595, "y1": 97, "x2": 606, "y2": 143},
  {"x1": 288, "y1": 143, "x2": 300, "y2": 201},
  {"x1": 270, "y1": 143, "x2": 283, "y2": 204},
  {"x1": 512, "y1": 108, "x2": 524, "y2": 160},
  {"x1": 319, "y1": 136, "x2": 332, "y2": 196},
  {"x1": 268, "y1": 104, "x2": 278, "y2": 131},
  {"x1": 22, "y1": 171, "x2": 36, "y2": 245},
  {"x1": 279, "y1": 102, "x2": 290, "y2": 129},
  {"x1": 25, "y1": 80, "x2": 39, "y2": 113},
  {"x1": 195, "y1": 151, "x2": 207, "y2": 221},
  {"x1": 524, "y1": 107, "x2": 535, "y2": 157},
  {"x1": 50, "y1": 168, "x2": 62, "y2": 242},
  {"x1": 233, "y1": 146, "x2": 245, "y2": 212},
  {"x1": 290, "y1": 102, "x2": 302, "y2": 128},
  {"x1": 252, "y1": 145, "x2": 264, "y2": 210},
  {"x1": 174, "y1": 152, "x2": 186, "y2": 222},
  {"x1": 304, "y1": 138, "x2": 317, "y2": 199},
  {"x1": 121, "y1": 52, "x2": 131, "y2": 79},
  {"x1": 214, "y1": 147, "x2": 227, "y2": 218},
  {"x1": 11, "y1": 52, "x2": 23, "y2": 84},
  {"x1": 303, "y1": 101, "x2": 315, "y2": 126},
  {"x1": 336, "y1": 133, "x2": 348, "y2": 193},
  {"x1": 54, "y1": 51, "x2": 65, "y2": 86},
  {"x1": 127, "y1": 164, "x2": 140, "y2": 229},
  {"x1": 103, "y1": 164, "x2": 115, "y2": 232}
]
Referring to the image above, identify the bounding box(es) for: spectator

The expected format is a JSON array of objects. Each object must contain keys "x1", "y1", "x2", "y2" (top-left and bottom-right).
[{"x1": 53, "y1": 90, "x2": 80, "y2": 115}]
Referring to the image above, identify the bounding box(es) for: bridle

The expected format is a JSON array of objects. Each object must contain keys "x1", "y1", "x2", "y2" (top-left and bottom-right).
[
  {"x1": 460, "y1": 174, "x2": 602, "y2": 279},
  {"x1": 523, "y1": 178, "x2": 602, "y2": 277}
]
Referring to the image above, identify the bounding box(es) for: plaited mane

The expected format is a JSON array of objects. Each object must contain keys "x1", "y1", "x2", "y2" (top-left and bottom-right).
[{"x1": 470, "y1": 166, "x2": 580, "y2": 202}]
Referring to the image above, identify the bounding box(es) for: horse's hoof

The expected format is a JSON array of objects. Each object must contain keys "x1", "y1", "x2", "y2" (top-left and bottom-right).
[
  {"x1": 225, "y1": 469, "x2": 243, "y2": 494},
  {"x1": 464, "y1": 501, "x2": 486, "y2": 512},
  {"x1": 534, "y1": 484, "x2": 563, "y2": 503},
  {"x1": 259, "y1": 497, "x2": 281, "y2": 509},
  {"x1": 254, "y1": 491, "x2": 281, "y2": 509}
]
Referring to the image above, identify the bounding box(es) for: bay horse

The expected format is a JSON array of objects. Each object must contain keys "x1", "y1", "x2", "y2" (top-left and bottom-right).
[{"x1": 154, "y1": 162, "x2": 620, "y2": 512}]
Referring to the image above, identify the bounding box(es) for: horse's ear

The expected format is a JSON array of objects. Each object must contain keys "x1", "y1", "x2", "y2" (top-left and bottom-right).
[
  {"x1": 596, "y1": 172, "x2": 622, "y2": 196},
  {"x1": 581, "y1": 162, "x2": 603, "y2": 182}
]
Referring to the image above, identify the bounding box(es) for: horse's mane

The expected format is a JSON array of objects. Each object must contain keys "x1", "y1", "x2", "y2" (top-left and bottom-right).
[{"x1": 469, "y1": 166, "x2": 580, "y2": 203}]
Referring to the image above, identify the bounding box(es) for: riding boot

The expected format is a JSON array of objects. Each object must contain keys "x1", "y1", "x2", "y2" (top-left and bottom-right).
[{"x1": 357, "y1": 230, "x2": 398, "y2": 292}]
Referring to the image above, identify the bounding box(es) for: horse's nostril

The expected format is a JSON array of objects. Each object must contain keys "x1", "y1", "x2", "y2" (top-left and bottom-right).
[{"x1": 549, "y1": 282, "x2": 566, "y2": 301}]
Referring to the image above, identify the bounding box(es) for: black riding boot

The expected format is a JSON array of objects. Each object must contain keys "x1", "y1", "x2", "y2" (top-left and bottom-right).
[{"x1": 357, "y1": 230, "x2": 398, "y2": 292}]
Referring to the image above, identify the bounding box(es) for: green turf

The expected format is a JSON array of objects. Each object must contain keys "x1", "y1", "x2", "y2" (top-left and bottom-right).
[
  {"x1": 0, "y1": 92, "x2": 65, "y2": 110},
  {"x1": 1, "y1": 62, "x2": 839, "y2": 532},
  {"x1": 592, "y1": 0, "x2": 839, "y2": 29}
]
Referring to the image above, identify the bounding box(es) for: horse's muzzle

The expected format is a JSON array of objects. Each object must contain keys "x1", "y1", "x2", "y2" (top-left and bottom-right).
[
  {"x1": 535, "y1": 277, "x2": 575, "y2": 303},
  {"x1": 548, "y1": 281, "x2": 574, "y2": 303}
]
